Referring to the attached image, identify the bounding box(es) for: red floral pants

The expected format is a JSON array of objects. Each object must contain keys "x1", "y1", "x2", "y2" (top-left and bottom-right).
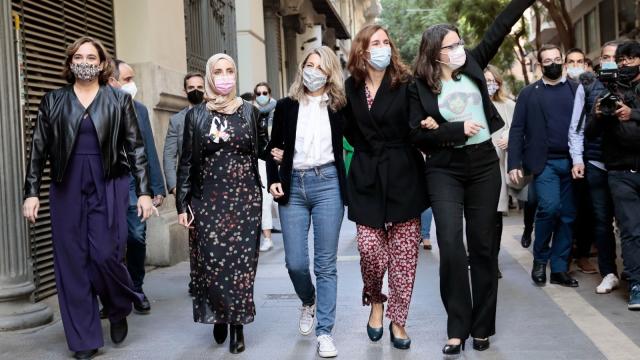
[{"x1": 356, "y1": 218, "x2": 420, "y2": 326}]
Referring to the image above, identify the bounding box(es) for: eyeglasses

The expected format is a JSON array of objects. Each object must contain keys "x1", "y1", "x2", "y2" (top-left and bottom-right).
[
  {"x1": 616, "y1": 56, "x2": 639, "y2": 65},
  {"x1": 441, "y1": 39, "x2": 465, "y2": 52},
  {"x1": 255, "y1": 91, "x2": 269, "y2": 96},
  {"x1": 541, "y1": 57, "x2": 563, "y2": 66}
]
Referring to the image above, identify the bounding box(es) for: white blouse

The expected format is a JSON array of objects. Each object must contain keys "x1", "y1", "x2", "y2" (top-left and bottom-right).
[{"x1": 293, "y1": 94, "x2": 334, "y2": 170}]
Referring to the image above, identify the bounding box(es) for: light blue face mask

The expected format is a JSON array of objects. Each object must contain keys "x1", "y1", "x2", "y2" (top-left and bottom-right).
[
  {"x1": 256, "y1": 95, "x2": 270, "y2": 105},
  {"x1": 601, "y1": 62, "x2": 618, "y2": 70},
  {"x1": 368, "y1": 46, "x2": 392, "y2": 71}
]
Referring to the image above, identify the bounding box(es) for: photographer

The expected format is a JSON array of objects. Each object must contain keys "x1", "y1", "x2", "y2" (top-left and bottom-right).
[{"x1": 586, "y1": 40, "x2": 640, "y2": 311}]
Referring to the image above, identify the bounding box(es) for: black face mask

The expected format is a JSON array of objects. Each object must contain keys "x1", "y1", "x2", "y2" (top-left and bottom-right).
[
  {"x1": 187, "y1": 89, "x2": 204, "y2": 105},
  {"x1": 617, "y1": 65, "x2": 640, "y2": 85},
  {"x1": 542, "y1": 63, "x2": 563, "y2": 80}
]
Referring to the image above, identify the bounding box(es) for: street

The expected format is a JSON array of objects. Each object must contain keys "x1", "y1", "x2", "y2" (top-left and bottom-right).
[{"x1": 1, "y1": 213, "x2": 639, "y2": 359}]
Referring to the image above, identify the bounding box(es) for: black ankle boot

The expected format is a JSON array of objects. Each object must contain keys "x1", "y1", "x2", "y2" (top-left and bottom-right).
[
  {"x1": 229, "y1": 324, "x2": 245, "y2": 354},
  {"x1": 213, "y1": 323, "x2": 228, "y2": 344}
]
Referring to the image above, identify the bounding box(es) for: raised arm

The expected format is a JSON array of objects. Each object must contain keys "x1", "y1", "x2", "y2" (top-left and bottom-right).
[{"x1": 470, "y1": 0, "x2": 536, "y2": 69}]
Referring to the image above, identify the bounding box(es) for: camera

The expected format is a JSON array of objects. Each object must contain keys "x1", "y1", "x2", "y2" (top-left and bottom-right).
[
  {"x1": 599, "y1": 91, "x2": 620, "y2": 117},
  {"x1": 597, "y1": 67, "x2": 621, "y2": 117}
]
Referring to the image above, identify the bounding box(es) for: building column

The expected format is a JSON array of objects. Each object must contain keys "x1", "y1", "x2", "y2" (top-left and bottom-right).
[
  {"x1": 0, "y1": 0, "x2": 53, "y2": 331},
  {"x1": 263, "y1": 0, "x2": 282, "y2": 97}
]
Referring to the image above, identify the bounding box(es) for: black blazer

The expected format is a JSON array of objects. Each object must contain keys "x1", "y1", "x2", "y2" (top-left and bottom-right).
[
  {"x1": 408, "y1": 0, "x2": 535, "y2": 165},
  {"x1": 24, "y1": 84, "x2": 149, "y2": 199},
  {"x1": 176, "y1": 101, "x2": 268, "y2": 214},
  {"x1": 266, "y1": 97, "x2": 347, "y2": 205},
  {"x1": 343, "y1": 73, "x2": 428, "y2": 228}
]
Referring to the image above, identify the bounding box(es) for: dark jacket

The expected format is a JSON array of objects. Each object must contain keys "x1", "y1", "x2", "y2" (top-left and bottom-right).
[
  {"x1": 176, "y1": 101, "x2": 268, "y2": 214},
  {"x1": 130, "y1": 100, "x2": 166, "y2": 198},
  {"x1": 408, "y1": 0, "x2": 535, "y2": 160},
  {"x1": 265, "y1": 97, "x2": 347, "y2": 205},
  {"x1": 24, "y1": 84, "x2": 149, "y2": 199},
  {"x1": 343, "y1": 73, "x2": 428, "y2": 228},
  {"x1": 508, "y1": 79, "x2": 579, "y2": 175},
  {"x1": 578, "y1": 74, "x2": 606, "y2": 162},
  {"x1": 585, "y1": 80, "x2": 640, "y2": 171}
]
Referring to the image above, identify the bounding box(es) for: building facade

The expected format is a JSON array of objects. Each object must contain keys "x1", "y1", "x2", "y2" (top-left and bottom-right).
[{"x1": 0, "y1": 0, "x2": 378, "y2": 330}]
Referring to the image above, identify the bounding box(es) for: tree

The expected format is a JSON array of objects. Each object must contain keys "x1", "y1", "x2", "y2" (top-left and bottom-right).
[{"x1": 538, "y1": 0, "x2": 574, "y2": 49}]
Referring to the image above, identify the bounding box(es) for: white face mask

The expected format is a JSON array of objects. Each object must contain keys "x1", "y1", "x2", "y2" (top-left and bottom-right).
[
  {"x1": 121, "y1": 81, "x2": 138, "y2": 99},
  {"x1": 441, "y1": 46, "x2": 466, "y2": 70},
  {"x1": 567, "y1": 66, "x2": 585, "y2": 79},
  {"x1": 487, "y1": 83, "x2": 499, "y2": 96},
  {"x1": 303, "y1": 67, "x2": 327, "y2": 93}
]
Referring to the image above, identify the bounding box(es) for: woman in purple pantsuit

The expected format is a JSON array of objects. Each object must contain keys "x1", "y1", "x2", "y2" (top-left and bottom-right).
[{"x1": 22, "y1": 37, "x2": 154, "y2": 360}]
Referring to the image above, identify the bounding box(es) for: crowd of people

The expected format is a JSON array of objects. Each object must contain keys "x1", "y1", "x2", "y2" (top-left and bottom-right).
[{"x1": 20, "y1": 0, "x2": 640, "y2": 358}]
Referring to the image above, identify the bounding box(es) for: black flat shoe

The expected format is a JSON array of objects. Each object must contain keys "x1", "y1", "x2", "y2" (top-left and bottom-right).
[
  {"x1": 442, "y1": 339, "x2": 465, "y2": 355},
  {"x1": 213, "y1": 323, "x2": 228, "y2": 344},
  {"x1": 73, "y1": 349, "x2": 98, "y2": 359},
  {"x1": 389, "y1": 323, "x2": 411, "y2": 349},
  {"x1": 110, "y1": 317, "x2": 128, "y2": 344},
  {"x1": 521, "y1": 231, "x2": 532, "y2": 248},
  {"x1": 366, "y1": 304, "x2": 384, "y2": 342},
  {"x1": 531, "y1": 261, "x2": 546, "y2": 286},
  {"x1": 473, "y1": 338, "x2": 490, "y2": 351},
  {"x1": 134, "y1": 293, "x2": 151, "y2": 314},
  {"x1": 550, "y1": 272, "x2": 579, "y2": 287},
  {"x1": 229, "y1": 324, "x2": 245, "y2": 354}
]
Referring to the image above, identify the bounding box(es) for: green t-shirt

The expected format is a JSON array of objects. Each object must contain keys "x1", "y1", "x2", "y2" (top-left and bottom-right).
[{"x1": 438, "y1": 74, "x2": 490, "y2": 146}]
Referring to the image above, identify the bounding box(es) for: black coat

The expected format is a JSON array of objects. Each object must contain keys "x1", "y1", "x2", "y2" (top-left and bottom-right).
[
  {"x1": 343, "y1": 73, "x2": 428, "y2": 228},
  {"x1": 24, "y1": 84, "x2": 149, "y2": 199},
  {"x1": 265, "y1": 97, "x2": 347, "y2": 205},
  {"x1": 176, "y1": 101, "x2": 268, "y2": 214},
  {"x1": 409, "y1": 0, "x2": 535, "y2": 164}
]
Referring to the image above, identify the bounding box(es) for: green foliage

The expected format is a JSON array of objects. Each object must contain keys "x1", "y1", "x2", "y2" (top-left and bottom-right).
[{"x1": 379, "y1": 0, "x2": 527, "y2": 75}]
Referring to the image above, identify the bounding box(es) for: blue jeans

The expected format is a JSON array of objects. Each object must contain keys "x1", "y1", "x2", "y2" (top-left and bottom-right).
[
  {"x1": 533, "y1": 159, "x2": 576, "y2": 273},
  {"x1": 608, "y1": 170, "x2": 640, "y2": 284},
  {"x1": 421, "y1": 207, "x2": 433, "y2": 239},
  {"x1": 279, "y1": 164, "x2": 344, "y2": 336},
  {"x1": 127, "y1": 178, "x2": 147, "y2": 292},
  {"x1": 586, "y1": 163, "x2": 617, "y2": 277}
]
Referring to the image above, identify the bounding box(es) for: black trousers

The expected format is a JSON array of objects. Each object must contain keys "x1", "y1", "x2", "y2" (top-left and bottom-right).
[
  {"x1": 426, "y1": 141, "x2": 501, "y2": 339},
  {"x1": 573, "y1": 178, "x2": 595, "y2": 258},
  {"x1": 608, "y1": 170, "x2": 640, "y2": 284}
]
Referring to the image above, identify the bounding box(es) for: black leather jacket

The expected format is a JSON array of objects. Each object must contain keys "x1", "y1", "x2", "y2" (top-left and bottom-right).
[
  {"x1": 176, "y1": 101, "x2": 268, "y2": 214},
  {"x1": 24, "y1": 85, "x2": 150, "y2": 199}
]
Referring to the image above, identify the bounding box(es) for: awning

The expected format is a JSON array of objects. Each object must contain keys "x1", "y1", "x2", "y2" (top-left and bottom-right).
[{"x1": 311, "y1": 0, "x2": 351, "y2": 39}]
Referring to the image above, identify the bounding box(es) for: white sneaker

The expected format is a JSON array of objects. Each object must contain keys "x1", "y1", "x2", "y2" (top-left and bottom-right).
[
  {"x1": 317, "y1": 334, "x2": 338, "y2": 358},
  {"x1": 596, "y1": 273, "x2": 620, "y2": 294},
  {"x1": 298, "y1": 304, "x2": 316, "y2": 335},
  {"x1": 259, "y1": 237, "x2": 273, "y2": 252}
]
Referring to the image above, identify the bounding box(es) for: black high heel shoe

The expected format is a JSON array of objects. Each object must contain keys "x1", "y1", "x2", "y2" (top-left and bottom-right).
[
  {"x1": 366, "y1": 303, "x2": 384, "y2": 341},
  {"x1": 389, "y1": 323, "x2": 411, "y2": 349},
  {"x1": 213, "y1": 323, "x2": 228, "y2": 344},
  {"x1": 229, "y1": 324, "x2": 245, "y2": 354},
  {"x1": 473, "y1": 337, "x2": 490, "y2": 351},
  {"x1": 442, "y1": 339, "x2": 465, "y2": 355}
]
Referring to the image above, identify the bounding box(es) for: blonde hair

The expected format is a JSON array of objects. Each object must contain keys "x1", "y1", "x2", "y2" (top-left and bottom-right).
[
  {"x1": 485, "y1": 65, "x2": 507, "y2": 103},
  {"x1": 288, "y1": 46, "x2": 346, "y2": 112}
]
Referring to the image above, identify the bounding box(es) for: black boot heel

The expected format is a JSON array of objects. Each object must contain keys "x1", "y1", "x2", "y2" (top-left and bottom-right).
[{"x1": 229, "y1": 324, "x2": 245, "y2": 354}]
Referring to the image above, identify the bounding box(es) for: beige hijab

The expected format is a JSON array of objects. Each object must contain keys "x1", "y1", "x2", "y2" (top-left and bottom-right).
[{"x1": 204, "y1": 53, "x2": 243, "y2": 114}]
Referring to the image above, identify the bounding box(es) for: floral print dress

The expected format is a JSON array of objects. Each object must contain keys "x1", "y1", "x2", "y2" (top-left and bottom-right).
[{"x1": 189, "y1": 108, "x2": 262, "y2": 325}]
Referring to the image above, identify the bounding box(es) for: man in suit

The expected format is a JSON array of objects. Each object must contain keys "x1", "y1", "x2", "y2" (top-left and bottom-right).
[
  {"x1": 109, "y1": 59, "x2": 166, "y2": 313},
  {"x1": 508, "y1": 44, "x2": 579, "y2": 288},
  {"x1": 162, "y1": 72, "x2": 204, "y2": 295}
]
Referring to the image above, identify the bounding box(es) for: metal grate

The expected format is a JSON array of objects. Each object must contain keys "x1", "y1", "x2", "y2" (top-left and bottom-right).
[
  {"x1": 11, "y1": 0, "x2": 116, "y2": 301},
  {"x1": 184, "y1": 0, "x2": 237, "y2": 74}
]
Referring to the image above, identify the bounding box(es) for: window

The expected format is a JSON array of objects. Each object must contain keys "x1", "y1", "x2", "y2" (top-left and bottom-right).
[
  {"x1": 574, "y1": 18, "x2": 584, "y2": 50},
  {"x1": 599, "y1": 0, "x2": 615, "y2": 43},
  {"x1": 618, "y1": 0, "x2": 636, "y2": 38},
  {"x1": 585, "y1": 9, "x2": 598, "y2": 53}
]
